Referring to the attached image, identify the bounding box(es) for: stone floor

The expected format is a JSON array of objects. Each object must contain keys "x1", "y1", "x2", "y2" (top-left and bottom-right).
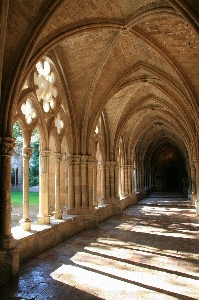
[{"x1": 1, "y1": 192, "x2": 199, "y2": 299}]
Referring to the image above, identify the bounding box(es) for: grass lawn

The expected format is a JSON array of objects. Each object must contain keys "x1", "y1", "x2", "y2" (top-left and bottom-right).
[{"x1": 11, "y1": 191, "x2": 39, "y2": 206}]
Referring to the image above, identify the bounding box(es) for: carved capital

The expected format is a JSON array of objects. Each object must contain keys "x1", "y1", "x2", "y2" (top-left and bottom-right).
[
  {"x1": 0, "y1": 137, "x2": 16, "y2": 156},
  {"x1": 22, "y1": 147, "x2": 33, "y2": 159},
  {"x1": 54, "y1": 152, "x2": 62, "y2": 164}
]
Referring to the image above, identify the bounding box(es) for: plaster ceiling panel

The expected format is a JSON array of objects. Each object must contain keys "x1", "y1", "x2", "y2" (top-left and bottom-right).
[
  {"x1": 56, "y1": 29, "x2": 117, "y2": 126},
  {"x1": 135, "y1": 15, "x2": 199, "y2": 100}
]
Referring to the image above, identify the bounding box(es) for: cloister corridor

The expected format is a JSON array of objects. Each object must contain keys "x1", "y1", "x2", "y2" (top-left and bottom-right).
[{"x1": 0, "y1": 192, "x2": 199, "y2": 300}]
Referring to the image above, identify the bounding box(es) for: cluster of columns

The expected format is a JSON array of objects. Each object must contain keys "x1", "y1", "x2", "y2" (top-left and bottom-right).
[
  {"x1": 64, "y1": 155, "x2": 98, "y2": 214},
  {"x1": 120, "y1": 165, "x2": 135, "y2": 196},
  {"x1": 99, "y1": 161, "x2": 120, "y2": 202}
]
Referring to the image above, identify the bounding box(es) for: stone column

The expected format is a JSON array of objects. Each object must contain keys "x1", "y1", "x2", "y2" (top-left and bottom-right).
[
  {"x1": 190, "y1": 162, "x2": 196, "y2": 204},
  {"x1": 0, "y1": 137, "x2": 15, "y2": 249},
  {"x1": 81, "y1": 156, "x2": 89, "y2": 208},
  {"x1": 124, "y1": 166, "x2": 128, "y2": 194},
  {"x1": 130, "y1": 165, "x2": 135, "y2": 195},
  {"x1": 93, "y1": 160, "x2": 98, "y2": 206},
  {"x1": 52, "y1": 153, "x2": 62, "y2": 219},
  {"x1": 120, "y1": 165, "x2": 124, "y2": 195},
  {"x1": 66, "y1": 155, "x2": 75, "y2": 209},
  {"x1": 194, "y1": 159, "x2": 199, "y2": 215},
  {"x1": 99, "y1": 161, "x2": 105, "y2": 201},
  {"x1": 19, "y1": 147, "x2": 32, "y2": 230},
  {"x1": 88, "y1": 157, "x2": 93, "y2": 207},
  {"x1": 115, "y1": 162, "x2": 119, "y2": 198},
  {"x1": 110, "y1": 162, "x2": 115, "y2": 198},
  {"x1": 74, "y1": 156, "x2": 81, "y2": 210},
  {"x1": 127, "y1": 165, "x2": 131, "y2": 195},
  {"x1": 37, "y1": 150, "x2": 51, "y2": 224},
  {"x1": 105, "y1": 162, "x2": 110, "y2": 199}
]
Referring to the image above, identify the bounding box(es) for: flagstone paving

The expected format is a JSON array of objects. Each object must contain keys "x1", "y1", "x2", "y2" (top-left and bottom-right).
[{"x1": 1, "y1": 192, "x2": 199, "y2": 299}]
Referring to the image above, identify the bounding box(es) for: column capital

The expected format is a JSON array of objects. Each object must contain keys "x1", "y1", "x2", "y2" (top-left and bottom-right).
[
  {"x1": 22, "y1": 147, "x2": 33, "y2": 159},
  {"x1": 40, "y1": 149, "x2": 51, "y2": 157},
  {"x1": 0, "y1": 137, "x2": 15, "y2": 156},
  {"x1": 54, "y1": 152, "x2": 62, "y2": 164}
]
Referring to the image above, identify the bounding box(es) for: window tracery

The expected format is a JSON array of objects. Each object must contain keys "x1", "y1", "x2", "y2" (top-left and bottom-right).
[
  {"x1": 55, "y1": 113, "x2": 64, "y2": 134},
  {"x1": 34, "y1": 60, "x2": 58, "y2": 113},
  {"x1": 21, "y1": 98, "x2": 37, "y2": 124}
]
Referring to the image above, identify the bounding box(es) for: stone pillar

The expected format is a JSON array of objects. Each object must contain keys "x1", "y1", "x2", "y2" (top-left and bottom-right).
[
  {"x1": 81, "y1": 156, "x2": 89, "y2": 209},
  {"x1": 52, "y1": 153, "x2": 62, "y2": 219},
  {"x1": 105, "y1": 162, "x2": 110, "y2": 199},
  {"x1": 99, "y1": 161, "x2": 105, "y2": 201},
  {"x1": 93, "y1": 160, "x2": 98, "y2": 206},
  {"x1": 66, "y1": 155, "x2": 75, "y2": 209},
  {"x1": 115, "y1": 162, "x2": 120, "y2": 198},
  {"x1": 134, "y1": 167, "x2": 138, "y2": 191},
  {"x1": 127, "y1": 165, "x2": 131, "y2": 195},
  {"x1": 124, "y1": 166, "x2": 128, "y2": 194},
  {"x1": 37, "y1": 150, "x2": 51, "y2": 224},
  {"x1": 110, "y1": 162, "x2": 115, "y2": 198},
  {"x1": 19, "y1": 147, "x2": 32, "y2": 230},
  {"x1": 190, "y1": 162, "x2": 196, "y2": 204},
  {"x1": 130, "y1": 165, "x2": 135, "y2": 195},
  {"x1": 88, "y1": 157, "x2": 93, "y2": 207},
  {"x1": 120, "y1": 165, "x2": 124, "y2": 195},
  {"x1": 0, "y1": 137, "x2": 15, "y2": 248},
  {"x1": 74, "y1": 156, "x2": 81, "y2": 210},
  {"x1": 194, "y1": 159, "x2": 199, "y2": 215},
  {"x1": 0, "y1": 137, "x2": 19, "y2": 282}
]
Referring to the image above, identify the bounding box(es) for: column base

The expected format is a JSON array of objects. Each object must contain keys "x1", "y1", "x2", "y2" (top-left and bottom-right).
[
  {"x1": 37, "y1": 214, "x2": 51, "y2": 224},
  {"x1": 52, "y1": 210, "x2": 62, "y2": 219},
  {"x1": 0, "y1": 247, "x2": 19, "y2": 284},
  {"x1": 195, "y1": 200, "x2": 199, "y2": 216},
  {"x1": 19, "y1": 219, "x2": 32, "y2": 231}
]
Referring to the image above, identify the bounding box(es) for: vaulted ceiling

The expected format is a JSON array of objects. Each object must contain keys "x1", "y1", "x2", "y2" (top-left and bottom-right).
[{"x1": 2, "y1": 0, "x2": 199, "y2": 162}]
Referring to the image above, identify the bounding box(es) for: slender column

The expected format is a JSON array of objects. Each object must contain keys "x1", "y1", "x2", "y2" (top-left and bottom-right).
[
  {"x1": 93, "y1": 160, "x2": 98, "y2": 206},
  {"x1": 190, "y1": 162, "x2": 196, "y2": 204},
  {"x1": 115, "y1": 162, "x2": 119, "y2": 198},
  {"x1": 130, "y1": 166, "x2": 135, "y2": 194},
  {"x1": 52, "y1": 153, "x2": 62, "y2": 219},
  {"x1": 99, "y1": 161, "x2": 105, "y2": 200},
  {"x1": 127, "y1": 166, "x2": 131, "y2": 195},
  {"x1": 19, "y1": 147, "x2": 32, "y2": 230},
  {"x1": 124, "y1": 166, "x2": 128, "y2": 194},
  {"x1": 66, "y1": 155, "x2": 75, "y2": 208},
  {"x1": 194, "y1": 159, "x2": 199, "y2": 215},
  {"x1": 0, "y1": 137, "x2": 15, "y2": 249},
  {"x1": 120, "y1": 165, "x2": 124, "y2": 195},
  {"x1": 81, "y1": 156, "x2": 88, "y2": 208},
  {"x1": 105, "y1": 162, "x2": 110, "y2": 199},
  {"x1": 110, "y1": 162, "x2": 115, "y2": 198},
  {"x1": 88, "y1": 157, "x2": 94, "y2": 207},
  {"x1": 37, "y1": 150, "x2": 51, "y2": 224},
  {"x1": 74, "y1": 156, "x2": 81, "y2": 209}
]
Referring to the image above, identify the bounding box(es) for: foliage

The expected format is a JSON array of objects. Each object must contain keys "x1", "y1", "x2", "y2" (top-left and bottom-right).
[{"x1": 30, "y1": 131, "x2": 39, "y2": 186}]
